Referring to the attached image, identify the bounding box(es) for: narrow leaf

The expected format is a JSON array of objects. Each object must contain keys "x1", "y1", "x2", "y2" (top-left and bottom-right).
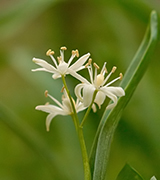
[
  {"x1": 90, "y1": 10, "x2": 158, "y2": 180},
  {"x1": 116, "y1": 164, "x2": 143, "y2": 180},
  {"x1": 0, "y1": 102, "x2": 68, "y2": 180},
  {"x1": 0, "y1": 0, "x2": 56, "y2": 41}
]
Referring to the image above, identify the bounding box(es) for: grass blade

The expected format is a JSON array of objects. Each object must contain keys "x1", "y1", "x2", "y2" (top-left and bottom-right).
[
  {"x1": 90, "y1": 10, "x2": 158, "y2": 180},
  {"x1": 116, "y1": 164, "x2": 143, "y2": 180},
  {"x1": 0, "y1": 102, "x2": 68, "y2": 180}
]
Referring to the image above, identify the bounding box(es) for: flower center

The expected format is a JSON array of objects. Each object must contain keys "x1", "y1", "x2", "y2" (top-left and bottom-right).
[
  {"x1": 96, "y1": 74, "x2": 104, "y2": 87},
  {"x1": 57, "y1": 61, "x2": 68, "y2": 75},
  {"x1": 62, "y1": 96, "x2": 75, "y2": 113}
]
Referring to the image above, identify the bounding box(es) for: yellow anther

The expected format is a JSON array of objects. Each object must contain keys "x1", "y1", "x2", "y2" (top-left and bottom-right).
[
  {"x1": 44, "y1": 90, "x2": 48, "y2": 97},
  {"x1": 88, "y1": 58, "x2": 92, "y2": 65},
  {"x1": 119, "y1": 73, "x2": 123, "y2": 80},
  {"x1": 75, "y1": 49, "x2": 79, "y2": 57},
  {"x1": 61, "y1": 86, "x2": 65, "y2": 93},
  {"x1": 85, "y1": 63, "x2": 89, "y2": 68},
  {"x1": 93, "y1": 63, "x2": 100, "y2": 69},
  {"x1": 72, "y1": 49, "x2": 79, "y2": 57},
  {"x1": 111, "y1": 66, "x2": 117, "y2": 73},
  {"x1": 45, "y1": 102, "x2": 49, "y2": 105},
  {"x1": 61, "y1": 46, "x2": 67, "y2": 50},
  {"x1": 85, "y1": 58, "x2": 92, "y2": 68},
  {"x1": 62, "y1": 94, "x2": 65, "y2": 101},
  {"x1": 57, "y1": 56, "x2": 62, "y2": 63},
  {"x1": 46, "y1": 49, "x2": 54, "y2": 56},
  {"x1": 105, "y1": 67, "x2": 108, "y2": 73}
]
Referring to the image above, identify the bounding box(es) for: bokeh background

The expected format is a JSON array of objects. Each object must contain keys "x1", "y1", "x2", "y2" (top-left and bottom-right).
[{"x1": 0, "y1": 0, "x2": 160, "y2": 180}]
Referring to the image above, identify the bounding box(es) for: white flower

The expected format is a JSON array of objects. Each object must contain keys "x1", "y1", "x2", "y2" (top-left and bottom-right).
[
  {"x1": 75, "y1": 61, "x2": 125, "y2": 111},
  {"x1": 36, "y1": 89, "x2": 86, "y2": 131},
  {"x1": 32, "y1": 46, "x2": 90, "y2": 80}
]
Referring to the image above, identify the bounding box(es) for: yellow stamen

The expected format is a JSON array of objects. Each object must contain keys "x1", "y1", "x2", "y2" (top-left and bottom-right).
[
  {"x1": 61, "y1": 86, "x2": 65, "y2": 93},
  {"x1": 85, "y1": 63, "x2": 89, "y2": 68},
  {"x1": 45, "y1": 102, "x2": 49, "y2": 105},
  {"x1": 62, "y1": 94, "x2": 65, "y2": 100},
  {"x1": 44, "y1": 90, "x2": 48, "y2": 97},
  {"x1": 93, "y1": 62, "x2": 100, "y2": 69},
  {"x1": 105, "y1": 67, "x2": 108, "y2": 73},
  {"x1": 75, "y1": 49, "x2": 79, "y2": 57},
  {"x1": 46, "y1": 49, "x2": 54, "y2": 56},
  {"x1": 85, "y1": 58, "x2": 92, "y2": 68},
  {"x1": 61, "y1": 46, "x2": 67, "y2": 50},
  {"x1": 57, "y1": 56, "x2": 62, "y2": 63},
  {"x1": 111, "y1": 66, "x2": 117, "y2": 73},
  {"x1": 119, "y1": 73, "x2": 123, "y2": 80},
  {"x1": 88, "y1": 58, "x2": 92, "y2": 65},
  {"x1": 72, "y1": 49, "x2": 79, "y2": 57}
]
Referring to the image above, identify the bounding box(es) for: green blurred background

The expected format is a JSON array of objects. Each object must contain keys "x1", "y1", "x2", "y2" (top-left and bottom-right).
[{"x1": 0, "y1": 0, "x2": 160, "y2": 180}]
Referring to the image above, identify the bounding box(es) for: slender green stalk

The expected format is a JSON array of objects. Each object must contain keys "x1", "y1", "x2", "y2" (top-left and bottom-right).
[
  {"x1": 61, "y1": 75, "x2": 91, "y2": 180},
  {"x1": 80, "y1": 90, "x2": 98, "y2": 128},
  {"x1": 71, "y1": 114, "x2": 91, "y2": 180}
]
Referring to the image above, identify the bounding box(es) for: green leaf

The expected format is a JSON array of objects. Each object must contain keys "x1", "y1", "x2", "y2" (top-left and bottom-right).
[
  {"x1": 150, "y1": 176, "x2": 157, "y2": 180},
  {"x1": 90, "y1": 10, "x2": 158, "y2": 180},
  {"x1": 0, "y1": 102, "x2": 68, "y2": 180},
  {"x1": 116, "y1": 164, "x2": 143, "y2": 180},
  {"x1": 0, "y1": 0, "x2": 57, "y2": 41}
]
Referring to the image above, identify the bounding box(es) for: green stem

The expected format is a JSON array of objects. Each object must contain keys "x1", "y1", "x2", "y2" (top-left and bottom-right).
[
  {"x1": 71, "y1": 115, "x2": 91, "y2": 180},
  {"x1": 61, "y1": 75, "x2": 91, "y2": 180},
  {"x1": 80, "y1": 90, "x2": 98, "y2": 128}
]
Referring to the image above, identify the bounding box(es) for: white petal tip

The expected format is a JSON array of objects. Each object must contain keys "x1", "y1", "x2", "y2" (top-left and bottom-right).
[
  {"x1": 35, "y1": 106, "x2": 40, "y2": 110},
  {"x1": 106, "y1": 103, "x2": 117, "y2": 110},
  {"x1": 32, "y1": 57, "x2": 37, "y2": 62}
]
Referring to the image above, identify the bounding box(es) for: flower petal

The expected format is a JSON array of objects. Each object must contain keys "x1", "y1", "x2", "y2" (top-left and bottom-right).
[
  {"x1": 52, "y1": 73, "x2": 61, "y2": 79},
  {"x1": 69, "y1": 53, "x2": 90, "y2": 71},
  {"x1": 57, "y1": 61, "x2": 68, "y2": 75},
  {"x1": 68, "y1": 69, "x2": 89, "y2": 83},
  {"x1": 36, "y1": 104, "x2": 68, "y2": 131},
  {"x1": 100, "y1": 87, "x2": 118, "y2": 109},
  {"x1": 83, "y1": 84, "x2": 95, "y2": 107},
  {"x1": 32, "y1": 67, "x2": 55, "y2": 73},
  {"x1": 46, "y1": 113, "x2": 56, "y2": 131},
  {"x1": 75, "y1": 101, "x2": 86, "y2": 112},
  {"x1": 105, "y1": 86, "x2": 125, "y2": 97},
  {"x1": 92, "y1": 103, "x2": 97, "y2": 112},
  {"x1": 75, "y1": 84, "x2": 85, "y2": 101},
  {"x1": 94, "y1": 91, "x2": 106, "y2": 109},
  {"x1": 45, "y1": 111, "x2": 68, "y2": 131},
  {"x1": 35, "y1": 104, "x2": 66, "y2": 115},
  {"x1": 32, "y1": 58, "x2": 57, "y2": 73}
]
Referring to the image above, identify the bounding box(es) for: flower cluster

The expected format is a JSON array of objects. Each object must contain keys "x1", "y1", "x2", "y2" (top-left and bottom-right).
[
  {"x1": 32, "y1": 46, "x2": 125, "y2": 131},
  {"x1": 36, "y1": 89, "x2": 85, "y2": 131}
]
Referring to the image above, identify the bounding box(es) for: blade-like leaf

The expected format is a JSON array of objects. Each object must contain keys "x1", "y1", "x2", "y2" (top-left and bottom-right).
[
  {"x1": 150, "y1": 176, "x2": 157, "y2": 180},
  {"x1": 0, "y1": 102, "x2": 69, "y2": 180},
  {"x1": 90, "y1": 10, "x2": 158, "y2": 180},
  {"x1": 116, "y1": 164, "x2": 143, "y2": 180},
  {"x1": 0, "y1": 0, "x2": 56, "y2": 41}
]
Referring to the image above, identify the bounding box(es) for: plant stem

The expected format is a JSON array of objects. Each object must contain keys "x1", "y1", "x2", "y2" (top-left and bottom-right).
[
  {"x1": 61, "y1": 76, "x2": 91, "y2": 180},
  {"x1": 71, "y1": 115, "x2": 91, "y2": 180},
  {"x1": 80, "y1": 90, "x2": 98, "y2": 128}
]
